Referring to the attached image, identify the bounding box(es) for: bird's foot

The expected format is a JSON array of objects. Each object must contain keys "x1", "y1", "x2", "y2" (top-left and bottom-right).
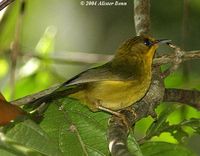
[{"x1": 98, "y1": 106, "x2": 130, "y2": 128}]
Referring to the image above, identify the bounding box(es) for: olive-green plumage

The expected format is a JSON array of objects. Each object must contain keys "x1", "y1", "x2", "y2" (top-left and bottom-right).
[{"x1": 35, "y1": 35, "x2": 169, "y2": 112}]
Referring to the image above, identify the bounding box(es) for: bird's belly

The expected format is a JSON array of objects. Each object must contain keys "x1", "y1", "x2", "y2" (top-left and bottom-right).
[{"x1": 69, "y1": 80, "x2": 150, "y2": 111}]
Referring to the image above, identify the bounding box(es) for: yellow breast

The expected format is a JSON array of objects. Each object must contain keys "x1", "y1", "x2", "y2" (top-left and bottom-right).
[{"x1": 69, "y1": 78, "x2": 151, "y2": 111}]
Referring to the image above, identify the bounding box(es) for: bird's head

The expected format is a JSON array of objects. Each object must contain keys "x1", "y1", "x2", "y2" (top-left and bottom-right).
[{"x1": 115, "y1": 35, "x2": 171, "y2": 60}]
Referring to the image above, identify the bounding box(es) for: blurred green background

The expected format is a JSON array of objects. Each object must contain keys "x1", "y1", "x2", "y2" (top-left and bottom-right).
[{"x1": 0, "y1": 0, "x2": 200, "y2": 154}]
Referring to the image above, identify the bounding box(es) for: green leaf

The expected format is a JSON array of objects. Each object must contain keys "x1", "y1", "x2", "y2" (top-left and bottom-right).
[
  {"x1": 128, "y1": 130, "x2": 143, "y2": 156},
  {"x1": 141, "y1": 142, "x2": 196, "y2": 156},
  {"x1": 144, "y1": 105, "x2": 177, "y2": 140},
  {"x1": 151, "y1": 118, "x2": 200, "y2": 143},
  {"x1": 40, "y1": 98, "x2": 110, "y2": 156},
  {"x1": 0, "y1": 149, "x2": 16, "y2": 156},
  {"x1": 1, "y1": 119, "x2": 62, "y2": 156},
  {"x1": 142, "y1": 105, "x2": 200, "y2": 143},
  {"x1": 180, "y1": 118, "x2": 200, "y2": 134}
]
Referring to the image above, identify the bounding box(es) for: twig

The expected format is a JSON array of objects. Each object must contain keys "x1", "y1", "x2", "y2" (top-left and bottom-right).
[
  {"x1": 10, "y1": 0, "x2": 25, "y2": 99},
  {"x1": 15, "y1": 48, "x2": 200, "y2": 67},
  {"x1": 163, "y1": 88, "x2": 200, "y2": 110},
  {"x1": 153, "y1": 50, "x2": 200, "y2": 65},
  {"x1": 21, "y1": 51, "x2": 113, "y2": 65},
  {"x1": 0, "y1": 0, "x2": 15, "y2": 11},
  {"x1": 160, "y1": 43, "x2": 184, "y2": 78},
  {"x1": 134, "y1": 0, "x2": 150, "y2": 35}
]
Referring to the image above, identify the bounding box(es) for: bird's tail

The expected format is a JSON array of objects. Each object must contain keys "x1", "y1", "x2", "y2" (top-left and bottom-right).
[{"x1": 30, "y1": 84, "x2": 84, "y2": 107}]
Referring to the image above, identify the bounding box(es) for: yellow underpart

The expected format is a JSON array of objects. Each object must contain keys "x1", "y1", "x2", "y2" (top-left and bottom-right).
[{"x1": 69, "y1": 79, "x2": 151, "y2": 111}]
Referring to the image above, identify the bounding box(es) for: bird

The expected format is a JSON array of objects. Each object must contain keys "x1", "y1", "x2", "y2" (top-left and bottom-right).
[{"x1": 32, "y1": 35, "x2": 170, "y2": 115}]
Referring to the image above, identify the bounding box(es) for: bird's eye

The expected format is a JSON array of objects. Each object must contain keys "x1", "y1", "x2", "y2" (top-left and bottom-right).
[{"x1": 144, "y1": 39, "x2": 153, "y2": 47}]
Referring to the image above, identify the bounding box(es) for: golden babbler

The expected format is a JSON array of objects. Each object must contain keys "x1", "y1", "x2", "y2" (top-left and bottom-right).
[{"x1": 34, "y1": 35, "x2": 170, "y2": 114}]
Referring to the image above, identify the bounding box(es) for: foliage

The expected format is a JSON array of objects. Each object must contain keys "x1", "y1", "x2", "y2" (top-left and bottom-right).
[{"x1": 0, "y1": 98, "x2": 197, "y2": 156}]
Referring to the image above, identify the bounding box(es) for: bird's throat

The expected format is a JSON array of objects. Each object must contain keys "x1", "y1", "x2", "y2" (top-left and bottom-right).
[{"x1": 111, "y1": 54, "x2": 153, "y2": 81}]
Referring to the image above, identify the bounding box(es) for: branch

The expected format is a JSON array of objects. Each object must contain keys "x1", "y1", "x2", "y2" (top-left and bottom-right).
[
  {"x1": 10, "y1": 0, "x2": 26, "y2": 99},
  {"x1": 21, "y1": 51, "x2": 113, "y2": 65},
  {"x1": 16, "y1": 49, "x2": 200, "y2": 66},
  {"x1": 153, "y1": 50, "x2": 200, "y2": 65},
  {"x1": 163, "y1": 88, "x2": 200, "y2": 110},
  {"x1": 160, "y1": 43, "x2": 184, "y2": 78},
  {"x1": 134, "y1": 0, "x2": 150, "y2": 35},
  {"x1": 0, "y1": 0, "x2": 15, "y2": 11},
  {"x1": 108, "y1": 0, "x2": 155, "y2": 155}
]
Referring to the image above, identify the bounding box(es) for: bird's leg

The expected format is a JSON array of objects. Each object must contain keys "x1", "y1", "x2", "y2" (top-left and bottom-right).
[
  {"x1": 93, "y1": 99, "x2": 121, "y2": 116},
  {"x1": 99, "y1": 106, "x2": 130, "y2": 128},
  {"x1": 98, "y1": 105, "x2": 122, "y2": 117},
  {"x1": 93, "y1": 99, "x2": 130, "y2": 127},
  {"x1": 97, "y1": 105, "x2": 130, "y2": 128}
]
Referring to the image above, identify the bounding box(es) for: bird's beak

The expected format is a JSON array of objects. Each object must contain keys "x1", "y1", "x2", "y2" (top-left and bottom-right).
[{"x1": 153, "y1": 39, "x2": 171, "y2": 45}]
